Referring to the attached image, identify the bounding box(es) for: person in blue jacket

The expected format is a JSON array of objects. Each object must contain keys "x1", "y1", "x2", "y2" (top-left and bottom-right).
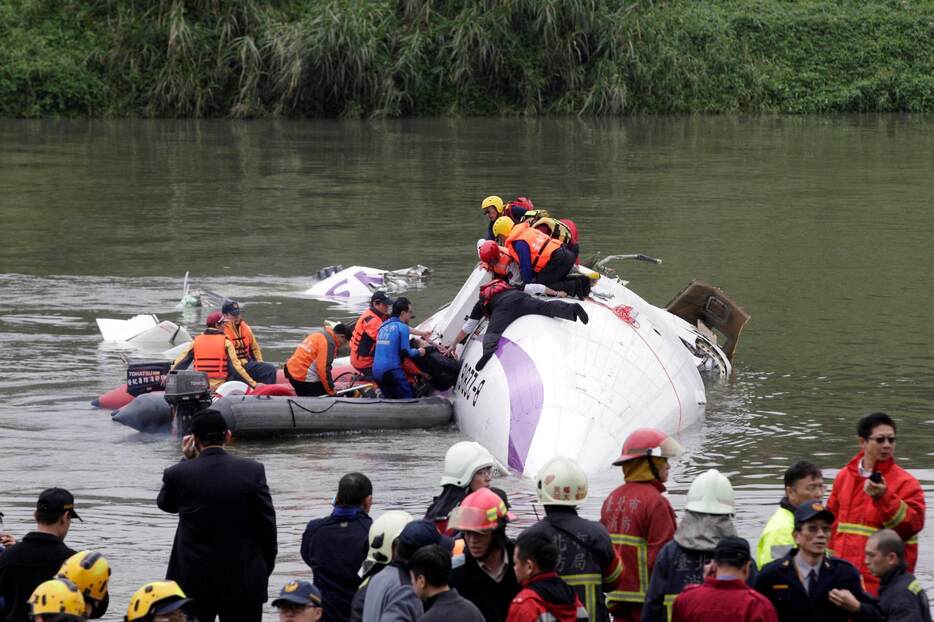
[{"x1": 372, "y1": 297, "x2": 426, "y2": 399}]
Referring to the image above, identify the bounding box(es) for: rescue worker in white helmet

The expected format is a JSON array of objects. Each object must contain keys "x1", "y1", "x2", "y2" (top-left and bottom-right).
[
  {"x1": 425, "y1": 442, "x2": 498, "y2": 534},
  {"x1": 448, "y1": 488, "x2": 521, "y2": 622},
  {"x1": 600, "y1": 428, "x2": 682, "y2": 622},
  {"x1": 56, "y1": 551, "x2": 110, "y2": 618},
  {"x1": 28, "y1": 578, "x2": 86, "y2": 622},
  {"x1": 523, "y1": 456, "x2": 623, "y2": 622},
  {"x1": 643, "y1": 469, "x2": 757, "y2": 622},
  {"x1": 349, "y1": 510, "x2": 413, "y2": 622},
  {"x1": 481, "y1": 196, "x2": 531, "y2": 241},
  {"x1": 124, "y1": 581, "x2": 195, "y2": 622}
]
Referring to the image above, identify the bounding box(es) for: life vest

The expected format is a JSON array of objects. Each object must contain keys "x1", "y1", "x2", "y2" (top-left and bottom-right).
[
  {"x1": 286, "y1": 329, "x2": 337, "y2": 388},
  {"x1": 482, "y1": 246, "x2": 513, "y2": 279},
  {"x1": 518, "y1": 208, "x2": 552, "y2": 223},
  {"x1": 505, "y1": 221, "x2": 562, "y2": 272},
  {"x1": 350, "y1": 307, "x2": 386, "y2": 371},
  {"x1": 532, "y1": 216, "x2": 574, "y2": 245},
  {"x1": 223, "y1": 321, "x2": 256, "y2": 363},
  {"x1": 192, "y1": 334, "x2": 228, "y2": 379},
  {"x1": 478, "y1": 279, "x2": 513, "y2": 315}
]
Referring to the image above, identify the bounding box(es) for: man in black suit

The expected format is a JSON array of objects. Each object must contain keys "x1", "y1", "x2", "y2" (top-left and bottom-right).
[{"x1": 158, "y1": 409, "x2": 277, "y2": 622}]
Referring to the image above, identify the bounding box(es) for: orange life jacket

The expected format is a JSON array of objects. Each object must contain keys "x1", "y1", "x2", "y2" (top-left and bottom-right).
[
  {"x1": 192, "y1": 334, "x2": 228, "y2": 379},
  {"x1": 505, "y1": 221, "x2": 562, "y2": 272},
  {"x1": 350, "y1": 307, "x2": 385, "y2": 371},
  {"x1": 483, "y1": 246, "x2": 513, "y2": 279},
  {"x1": 478, "y1": 279, "x2": 513, "y2": 315},
  {"x1": 285, "y1": 328, "x2": 337, "y2": 393},
  {"x1": 224, "y1": 320, "x2": 256, "y2": 363}
]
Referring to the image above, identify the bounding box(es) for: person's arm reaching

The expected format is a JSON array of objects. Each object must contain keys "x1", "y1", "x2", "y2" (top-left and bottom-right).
[
  {"x1": 513, "y1": 240, "x2": 535, "y2": 283},
  {"x1": 226, "y1": 341, "x2": 257, "y2": 388}
]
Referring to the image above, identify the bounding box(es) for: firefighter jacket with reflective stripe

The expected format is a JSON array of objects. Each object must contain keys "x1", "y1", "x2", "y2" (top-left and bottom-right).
[
  {"x1": 224, "y1": 320, "x2": 263, "y2": 364},
  {"x1": 524, "y1": 509, "x2": 623, "y2": 622},
  {"x1": 350, "y1": 306, "x2": 386, "y2": 372},
  {"x1": 285, "y1": 328, "x2": 337, "y2": 394},
  {"x1": 826, "y1": 452, "x2": 924, "y2": 595},
  {"x1": 506, "y1": 572, "x2": 589, "y2": 622},
  {"x1": 599, "y1": 480, "x2": 676, "y2": 613},
  {"x1": 756, "y1": 499, "x2": 797, "y2": 569},
  {"x1": 878, "y1": 563, "x2": 932, "y2": 622}
]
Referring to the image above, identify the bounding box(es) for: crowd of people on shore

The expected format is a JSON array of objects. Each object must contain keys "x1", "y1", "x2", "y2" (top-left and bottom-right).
[{"x1": 0, "y1": 411, "x2": 928, "y2": 622}]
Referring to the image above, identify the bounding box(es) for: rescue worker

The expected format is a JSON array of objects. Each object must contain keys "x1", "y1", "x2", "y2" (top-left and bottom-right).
[
  {"x1": 221, "y1": 299, "x2": 278, "y2": 385},
  {"x1": 826, "y1": 412, "x2": 924, "y2": 595},
  {"x1": 446, "y1": 279, "x2": 587, "y2": 371},
  {"x1": 125, "y1": 581, "x2": 196, "y2": 622},
  {"x1": 350, "y1": 511, "x2": 414, "y2": 622},
  {"x1": 482, "y1": 196, "x2": 531, "y2": 241},
  {"x1": 600, "y1": 429, "x2": 682, "y2": 622},
  {"x1": 756, "y1": 461, "x2": 824, "y2": 569},
  {"x1": 671, "y1": 537, "x2": 777, "y2": 622},
  {"x1": 409, "y1": 544, "x2": 484, "y2": 622},
  {"x1": 828, "y1": 528, "x2": 931, "y2": 622},
  {"x1": 448, "y1": 488, "x2": 521, "y2": 622},
  {"x1": 754, "y1": 502, "x2": 879, "y2": 622},
  {"x1": 425, "y1": 441, "x2": 499, "y2": 533},
  {"x1": 644, "y1": 469, "x2": 754, "y2": 622},
  {"x1": 477, "y1": 241, "x2": 576, "y2": 297},
  {"x1": 56, "y1": 551, "x2": 110, "y2": 619},
  {"x1": 27, "y1": 578, "x2": 85, "y2": 622},
  {"x1": 507, "y1": 530, "x2": 589, "y2": 622},
  {"x1": 271, "y1": 580, "x2": 323, "y2": 622},
  {"x1": 372, "y1": 298, "x2": 426, "y2": 399},
  {"x1": 494, "y1": 217, "x2": 582, "y2": 294},
  {"x1": 350, "y1": 291, "x2": 393, "y2": 377},
  {"x1": 170, "y1": 311, "x2": 259, "y2": 390},
  {"x1": 525, "y1": 456, "x2": 622, "y2": 622},
  {"x1": 284, "y1": 323, "x2": 353, "y2": 397}
]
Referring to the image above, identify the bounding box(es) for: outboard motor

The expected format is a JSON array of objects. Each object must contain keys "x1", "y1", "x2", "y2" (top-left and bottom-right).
[{"x1": 164, "y1": 370, "x2": 212, "y2": 437}]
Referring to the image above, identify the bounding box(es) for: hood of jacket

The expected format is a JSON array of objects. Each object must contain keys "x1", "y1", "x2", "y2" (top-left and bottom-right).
[{"x1": 673, "y1": 510, "x2": 737, "y2": 551}]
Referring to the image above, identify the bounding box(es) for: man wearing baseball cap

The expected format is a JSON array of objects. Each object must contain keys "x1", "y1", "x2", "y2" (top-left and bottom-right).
[
  {"x1": 170, "y1": 311, "x2": 260, "y2": 390},
  {"x1": 350, "y1": 291, "x2": 394, "y2": 378},
  {"x1": 221, "y1": 300, "x2": 278, "y2": 385},
  {"x1": 0, "y1": 489, "x2": 80, "y2": 622},
  {"x1": 753, "y1": 501, "x2": 880, "y2": 622},
  {"x1": 272, "y1": 580, "x2": 322, "y2": 622}
]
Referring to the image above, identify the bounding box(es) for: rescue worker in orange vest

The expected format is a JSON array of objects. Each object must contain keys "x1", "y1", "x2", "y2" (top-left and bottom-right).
[
  {"x1": 350, "y1": 291, "x2": 394, "y2": 377},
  {"x1": 482, "y1": 195, "x2": 531, "y2": 241},
  {"x1": 171, "y1": 311, "x2": 260, "y2": 389},
  {"x1": 284, "y1": 323, "x2": 352, "y2": 397},
  {"x1": 600, "y1": 429, "x2": 682, "y2": 622},
  {"x1": 445, "y1": 278, "x2": 587, "y2": 371},
  {"x1": 222, "y1": 299, "x2": 278, "y2": 384},
  {"x1": 477, "y1": 241, "x2": 568, "y2": 298},
  {"x1": 826, "y1": 411, "x2": 925, "y2": 595},
  {"x1": 494, "y1": 217, "x2": 587, "y2": 298}
]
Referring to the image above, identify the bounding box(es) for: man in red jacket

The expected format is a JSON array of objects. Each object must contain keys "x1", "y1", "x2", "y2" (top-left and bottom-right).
[
  {"x1": 507, "y1": 531, "x2": 588, "y2": 622},
  {"x1": 600, "y1": 428, "x2": 682, "y2": 622},
  {"x1": 672, "y1": 536, "x2": 777, "y2": 622},
  {"x1": 826, "y1": 412, "x2": 924, "y2": 595}
]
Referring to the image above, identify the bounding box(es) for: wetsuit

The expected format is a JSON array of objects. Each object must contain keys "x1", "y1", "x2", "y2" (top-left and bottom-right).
[{"x1": 372, "y1": 316, "x2": 421, "y2": 399}]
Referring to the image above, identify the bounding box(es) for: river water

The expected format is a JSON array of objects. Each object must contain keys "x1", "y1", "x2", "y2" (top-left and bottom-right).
[{"x1": 1, "y1": 117, "x2": 933, "y2": 618}]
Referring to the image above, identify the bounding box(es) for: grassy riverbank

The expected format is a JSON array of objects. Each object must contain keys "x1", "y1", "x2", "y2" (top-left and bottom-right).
[{"x1": 2, "y1": 0, "x2": 933, "y2": 117}]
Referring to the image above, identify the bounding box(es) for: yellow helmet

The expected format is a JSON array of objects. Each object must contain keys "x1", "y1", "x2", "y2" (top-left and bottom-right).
[
  {"x1": 57, "y1": 551, "x2": 111, "y2": 603},
  {"x1": 125, "y1": 581, "x2": 192, "y2": 622},
  {"x1": 481, "y1": 196, "x2": 504, "y2": 213},
  {"x1": 29, "y1": 578, "x2": 86, "y2": 620},
  {"x1": 492, "y1": 216, "x2": 514, "y2": 238}
]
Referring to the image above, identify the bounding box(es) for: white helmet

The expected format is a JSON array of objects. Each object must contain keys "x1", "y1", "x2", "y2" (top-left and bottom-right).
[
  {"x1": 440, "y1": 441, "x2": 497, "y2": 488},
  {"x1": 536, "y1": 456, "x2": 588, "y2": 506},
  {"x1": 685, "y1": 469, "x2": 735, "y2": 515},
  {"x1": 366, "y1": 510, "x2": 413, "y2": 565}
]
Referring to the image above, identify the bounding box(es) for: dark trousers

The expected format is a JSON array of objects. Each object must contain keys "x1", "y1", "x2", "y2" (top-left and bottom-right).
[
  {"x1": 534, "y1": 245, "x2": 577, "y2": 286},
  {"x1": 283, "y1": 366, "x2": 328, "y2": 396},
  {"x1": 482, "y1": 290, "x2": 577, "y2": 358},
  {"x1": 194, "y1": 601, "x2": 262, "y2": 622},
  {"x1": 377, "y1": 368, "x2": 414, "y2": 398},
  {"x1": 243, "y1": 360, "x2": 278, "y2": 384}
]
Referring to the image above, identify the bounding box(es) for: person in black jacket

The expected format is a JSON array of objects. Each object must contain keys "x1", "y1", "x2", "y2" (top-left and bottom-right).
[
  {"x1": 0, "y1": 488, "x2": 79, "y2": 622},
  {"x1": 157, "y1": 409, "x2": 277, "y2": 622},
  {"x1": 828, "y1": 528, "x2": 930, "y2": 622},
  {"x1": 410, "y1": 544, "x2": 483, "y2": 622},
  {"x1": 301, "y1": 473, "x2": 373, "y2": 622}
]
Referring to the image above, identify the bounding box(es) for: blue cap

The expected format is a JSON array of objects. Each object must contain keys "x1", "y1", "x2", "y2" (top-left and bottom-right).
[
  {"x1": 794, "y1": 500, "x2": 835, "y2": 529},
  {"x1": 399, "y1": 519, "x2": 454, "y2": 552},
  {"x1": 271, "y1": 580, "x2": 321, "y2": 608},
  {"x1": 221, "y1": 300, "x2": 241, "y2": 315}
]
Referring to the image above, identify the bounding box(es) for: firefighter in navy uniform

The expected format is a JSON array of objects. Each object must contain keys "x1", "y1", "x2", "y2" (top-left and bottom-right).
[
  {"x1": 523, "y1": 456, "x2": 623, "y2": 622},
  {"x1": 170, "y1": 311, "x2": 259, "y2": 390},
  {"x1": 445, "y1": 279, "x2": 588, "y2": 370}
]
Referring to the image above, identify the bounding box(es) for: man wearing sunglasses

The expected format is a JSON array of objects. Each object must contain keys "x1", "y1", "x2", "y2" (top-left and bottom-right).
[{"x1": 826, "y1": 412, "x2": 925, "y2": 595}]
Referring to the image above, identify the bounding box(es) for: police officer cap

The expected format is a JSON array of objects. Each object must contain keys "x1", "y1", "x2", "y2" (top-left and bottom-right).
[
  {"x1": 713, "y1": 536, "x2": 751, "y2": 565},
  {"x1": 190, "y1": 409, "x2": 228, "y2": 440},
  {"x1": 221, "y1": 300, "x2": 241, "y2": 315},
  {"x1": 271, "y1": 580, "x2": 321, "y2": 608},
  {"x1": 371, "y1": 291, "x2": 393, "y2": 306},
  {"x1": 794, "y1": 500, "x2": 835, "y2": 529}
]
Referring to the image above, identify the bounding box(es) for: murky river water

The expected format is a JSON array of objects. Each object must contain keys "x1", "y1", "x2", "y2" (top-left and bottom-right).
[{"x1": 1, "y1": 117, "x2": 933, "y2": 618}]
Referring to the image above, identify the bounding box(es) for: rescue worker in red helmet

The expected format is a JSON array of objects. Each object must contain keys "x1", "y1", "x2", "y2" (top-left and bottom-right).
[
  {"x1": 600, "y1": 429, "x2": 683, "y2": 622},
  {"x1": 449, "y1": 488, "x2": 521, "y2": 622},
  {"x1": 476, "y1": 241, "x2": 570, "y2": 299},
  {"x1": 284, "y1": 324, "x2": 353, "y2": 397},
  {"x1": 481, "y1": 196, "x2": 530, "y2": 241},
  {"x1": 170, "y1": 311, "x2": 259, "y2": 390},
  {"x1": 425, "y1": 441, "x2": 499, "y2": 534}
]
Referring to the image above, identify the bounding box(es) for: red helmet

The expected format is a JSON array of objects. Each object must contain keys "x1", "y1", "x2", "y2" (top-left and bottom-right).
[
  {"x1": 613, "y1": 428, "x2": 684, "y2": 465},
  {"x1": 478, "y1": 241, "x2": 501, "y2": 264},
  {"x1": 447, "y1": 488, "x2": 515, "y2": 533},
  {"x1": 512, "y1": 196, "x2": 534, "y2": 211}
]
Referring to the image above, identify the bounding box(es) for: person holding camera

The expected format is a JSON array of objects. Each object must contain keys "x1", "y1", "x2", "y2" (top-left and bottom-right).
[{"x1": 825, "y1": 412, "x2": 924, "y2": 596}]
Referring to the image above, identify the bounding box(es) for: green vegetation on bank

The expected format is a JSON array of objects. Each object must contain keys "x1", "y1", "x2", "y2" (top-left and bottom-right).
[{"x1": 2, "y1": 0, "x2": 934, "y2": 117}]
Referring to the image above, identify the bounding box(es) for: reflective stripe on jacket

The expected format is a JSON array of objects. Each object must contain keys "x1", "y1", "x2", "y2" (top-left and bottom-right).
[
  {"x1": 826, "y1": 451, "x2": 925, "y2": 595},
  {"x1": 285, "y1": 328, "x2": 337, "y2": 394}
]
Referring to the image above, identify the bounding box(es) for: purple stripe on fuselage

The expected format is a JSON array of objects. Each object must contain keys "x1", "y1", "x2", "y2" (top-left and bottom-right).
[{"x1": 495, "y1": 337, "x2": 544, "y2": 471}]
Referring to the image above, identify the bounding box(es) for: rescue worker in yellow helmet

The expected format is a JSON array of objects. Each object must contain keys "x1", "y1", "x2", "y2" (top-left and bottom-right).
[
  {"x1": 56, "y1": 551, "x2": 110, "y2": 618},
  {"x1": 28, "y1": 578, "x2": 86, "y2": 622},
  {"x1": 125, "y1": 581, "x2": 195, "y2": 622},
  {"x1": 170, "y1": 312, "x2": 260, "y2": 390},
  {"x1": 481, "y1": 195, "x2": 530, "y2": 241}
]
